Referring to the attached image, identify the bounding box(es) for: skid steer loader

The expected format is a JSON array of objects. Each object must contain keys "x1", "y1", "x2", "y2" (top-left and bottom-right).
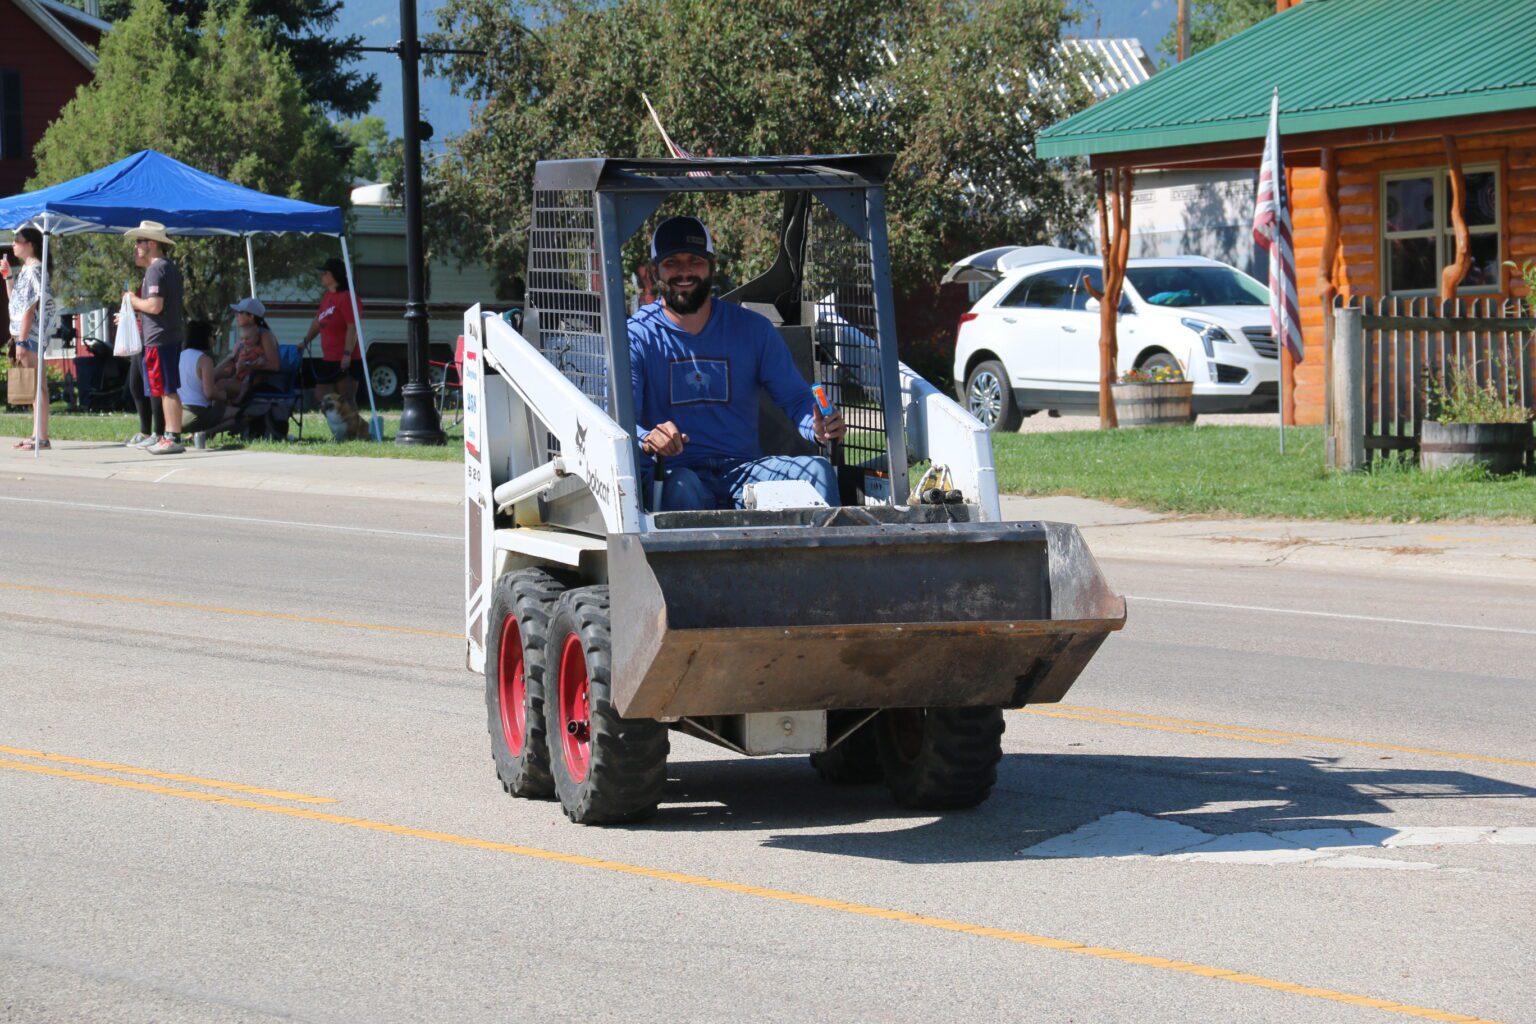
[{"x1": 462, "y1": 155, "x2": 1125, "y2": 824}]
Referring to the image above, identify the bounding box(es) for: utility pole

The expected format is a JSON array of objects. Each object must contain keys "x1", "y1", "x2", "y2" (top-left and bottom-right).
[{"x1": 1177, "y1": 0, "x2": 1189, "y2": 62}]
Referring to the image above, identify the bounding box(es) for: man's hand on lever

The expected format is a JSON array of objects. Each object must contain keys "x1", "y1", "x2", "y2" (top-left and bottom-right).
[
  {"x1": 642, "y1": 420, "x2": 689, "y2": 456},
  {"x1": 813, "y1": 408, "x2": 846, "y2": 444}
]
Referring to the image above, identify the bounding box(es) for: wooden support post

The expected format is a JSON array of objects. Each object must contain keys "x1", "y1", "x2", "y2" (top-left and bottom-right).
[
  {"x1": 1332, "y1": 305, "x2": 1365, "y2": 472},
  {"x1": 1095, "y1": 168, "x2": 1132, "y2": 429},
  {"x1": 1319, "y1": 147, "x2": 1339, "y2": 464},
  {"x1": 1441, "y1": 137, "x2": 1470, "y2": 304}
]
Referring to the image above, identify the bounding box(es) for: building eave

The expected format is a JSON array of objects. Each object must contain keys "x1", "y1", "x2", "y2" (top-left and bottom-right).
[{"x1": 11, "y1": 0, "x2": 98, "y2": 70}]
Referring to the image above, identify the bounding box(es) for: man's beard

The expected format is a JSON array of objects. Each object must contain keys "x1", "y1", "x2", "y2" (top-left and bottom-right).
[{"x1": 660, "y1": 269, "x2": 712, "y2": 315}]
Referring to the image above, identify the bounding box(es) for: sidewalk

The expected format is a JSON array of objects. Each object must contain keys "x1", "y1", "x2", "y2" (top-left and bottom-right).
[
  {"x1": 3, "y1": 439, "x2": 458, "y2": 505},
  {"x1": 7, "y1": 441, "x2": 1534, "y2": 583}
]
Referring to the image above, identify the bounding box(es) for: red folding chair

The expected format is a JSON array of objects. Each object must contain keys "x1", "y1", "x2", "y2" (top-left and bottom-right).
[{"x1": 431, "y1": 334, "x2": 466, "y2": 425}]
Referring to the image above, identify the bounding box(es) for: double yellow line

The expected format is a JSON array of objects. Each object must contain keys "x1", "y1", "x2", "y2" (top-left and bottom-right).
[
  {"x1": 0, "y1": 745, "x2": 1504, "y2": 1024},
  {"x1": 1019, "y1": 705, "x2": 1536, "y2": 769}
]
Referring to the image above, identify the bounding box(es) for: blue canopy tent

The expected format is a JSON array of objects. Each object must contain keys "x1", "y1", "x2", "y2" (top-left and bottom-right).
[{"x1": 0, "y1": 150, "x2": 378, "y2": 444}]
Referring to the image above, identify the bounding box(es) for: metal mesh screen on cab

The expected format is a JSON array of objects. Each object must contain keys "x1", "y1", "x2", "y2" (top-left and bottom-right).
[
  {"x1": 528, "y1": 190, "x2": 609, "y2": 415},
  {"x1": 803, "y1": 201, "x2": 889, "y2": 479}
]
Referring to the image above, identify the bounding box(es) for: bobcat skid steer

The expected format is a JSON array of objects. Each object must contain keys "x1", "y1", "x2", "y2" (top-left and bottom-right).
[{"x1": 462, "y1": 155, "x2": 1125, "y2": 824}]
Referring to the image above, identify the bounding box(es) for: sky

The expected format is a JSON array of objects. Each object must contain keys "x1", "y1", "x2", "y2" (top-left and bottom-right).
[
  {"x1": 338, "y1": 0, "x2": 1181, "y2": 146},
  {"x1": 335, "y1": 0, "x2": 473, "y2": 146}
]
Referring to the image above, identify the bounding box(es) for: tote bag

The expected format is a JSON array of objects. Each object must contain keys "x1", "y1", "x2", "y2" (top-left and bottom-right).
[{"x1": 113, "y1": 294, "x2": 142, "y2": 357}]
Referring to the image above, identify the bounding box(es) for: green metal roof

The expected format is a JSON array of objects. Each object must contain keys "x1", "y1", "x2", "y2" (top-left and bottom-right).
[{"x1": 1036, "y1": 0, "x2": 1536, "y2": 159}]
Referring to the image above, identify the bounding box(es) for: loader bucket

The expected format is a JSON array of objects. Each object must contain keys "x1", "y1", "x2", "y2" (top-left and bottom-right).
[{"x1": 607, "y1": 520, "x2": 1125, "y2": 720}]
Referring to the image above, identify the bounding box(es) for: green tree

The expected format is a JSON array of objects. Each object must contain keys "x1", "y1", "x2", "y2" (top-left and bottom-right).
[
  {"x1": 425, "y1": 0, "x2": 1094, "y2": 292},
  {"x1": 29, "y1": 0, "x2": 349, "y2": 321},
  {"x1": 94, "y1": 0, "x2": 378, "y2": 117},
  {"x1": 1160, "y1": 0, "x2": 1273, "y2": 59},
  {"x1": 336, "y1": 116, "x2": 405, "y2": 186}
]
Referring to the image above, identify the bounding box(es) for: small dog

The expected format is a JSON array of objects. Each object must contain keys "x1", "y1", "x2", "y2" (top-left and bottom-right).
[{"x1": 320, "y1": 393, "x2": 370, "y2": 441}]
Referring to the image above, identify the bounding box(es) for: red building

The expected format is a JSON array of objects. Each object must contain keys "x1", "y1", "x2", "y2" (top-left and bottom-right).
[{"x1": 0, "y1": 0, "x2": 104, "y2": 197}]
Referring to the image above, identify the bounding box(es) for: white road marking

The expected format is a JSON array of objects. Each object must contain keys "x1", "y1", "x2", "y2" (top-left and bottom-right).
[
  {"x1": 1019, "y1": 811, "x2": 1536, "y2": 869},
  {"x1": 1130, "y1": 595, "x2": 1536, "y2": 638},
  {"x1": 152, "y1": 466, "x2": 189, "y2": 484},
  {"x1": 0, "y1": 494, "x2": 458, "y2": 541}
]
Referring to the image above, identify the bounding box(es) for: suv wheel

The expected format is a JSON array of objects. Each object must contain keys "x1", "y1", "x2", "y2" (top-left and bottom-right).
[
  {"x1": 965, "y1": 360, "x2": 1023, "y2": 432},
  {"x1": 1139, "y1": 352, "x2": 1180, "y2": 375}
]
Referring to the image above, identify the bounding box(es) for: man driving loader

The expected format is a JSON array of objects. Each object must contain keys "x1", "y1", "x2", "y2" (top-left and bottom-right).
[{"x1": 630, "y1": 215, "x2": 847, "y2": 511}]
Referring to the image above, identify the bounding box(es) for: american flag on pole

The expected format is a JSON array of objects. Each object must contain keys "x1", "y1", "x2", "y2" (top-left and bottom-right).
[
  {"x1": 642, "y1": 94, "x2": 709, "y2": 176},
  {"x1": 1253, "y1": 88, "x2": 1302, "y2": 363}
]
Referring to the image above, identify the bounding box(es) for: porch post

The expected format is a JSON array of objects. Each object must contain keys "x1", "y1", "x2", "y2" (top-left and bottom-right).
[
  {"x1": 1096, "y1": 167, "x2": 1131, "y2": 430},
  {"x1": 1319, "y1": 147, "x2": 1339, "y2": 466},
  {"x1": 1440, "y1": 137, "x2": 1470, "y2": 304}
]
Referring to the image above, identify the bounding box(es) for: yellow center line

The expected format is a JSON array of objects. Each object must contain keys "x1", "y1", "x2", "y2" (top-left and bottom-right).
[
  {"x1": 0, "y1": 756, "x2": 1501, "y2": 1024},
  {"x1": 0, "y1": 581, "x2": 464, "y2": 639},
  {"x1": 1025, "y1": 704, "x2": 1536, "y2": 770},
  {"x1": 1020, "y1": 708, "x2": 1290, "y2": 746},
  {"x1": 0, "y1": 745, "x2": 335, "y2": 804}
]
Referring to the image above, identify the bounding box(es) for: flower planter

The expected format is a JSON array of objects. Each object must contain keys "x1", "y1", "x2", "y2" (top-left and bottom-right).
[
  {"x1": 1112, "y1": 381, "x2": 1195, "y2": 428},
  {"x1": 1419, "y1": 420, "x2": 1534, "y2": 475}
]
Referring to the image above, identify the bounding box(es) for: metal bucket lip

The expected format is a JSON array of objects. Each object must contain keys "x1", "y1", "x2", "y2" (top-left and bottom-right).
[{"x1": 624, "y1": 518, "x2": 1053, "y2": 554}]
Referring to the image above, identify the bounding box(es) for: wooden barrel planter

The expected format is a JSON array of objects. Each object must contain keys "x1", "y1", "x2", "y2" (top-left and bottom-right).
[
  {"x1": 1112, "y1": 382, "x2": 1195, "y2": 428},
  {"x1": 1420, "y1": 421, "x2": 1534, "y2": 474}
]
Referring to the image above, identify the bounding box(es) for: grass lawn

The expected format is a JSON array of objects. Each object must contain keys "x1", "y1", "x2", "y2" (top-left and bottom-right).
[
  {"x1": 991, "y1": 425, "x2": 1536, "y2": 523},
  {"x1": 0, "y1": 406, "x2": 464, "y2": 461}
]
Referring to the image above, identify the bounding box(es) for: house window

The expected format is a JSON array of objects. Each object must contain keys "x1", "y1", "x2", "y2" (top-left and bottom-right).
[
  {"x1": 350, "y1": 263, "x2": 410, "y2": 299},
  {"x1": 1382, "y1": 166, "x2": 1500, "y2": 295},
  {"x1": 0, "y1": 71, "x2": 22, "y2": 159}
]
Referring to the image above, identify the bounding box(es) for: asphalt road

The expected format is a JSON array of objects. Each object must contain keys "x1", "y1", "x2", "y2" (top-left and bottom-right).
[{"x1": 2, "y1": 476, "x2": 1533, "y2": 1024}]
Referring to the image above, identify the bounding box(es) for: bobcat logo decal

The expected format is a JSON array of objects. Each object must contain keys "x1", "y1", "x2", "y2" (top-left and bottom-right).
[{"x1": 573, "y1": 422, "x2": 587, "y2": 455}]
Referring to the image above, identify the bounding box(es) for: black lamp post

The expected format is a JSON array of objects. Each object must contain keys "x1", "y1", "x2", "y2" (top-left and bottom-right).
[
  {"x1": 391, "y1": 0, "x2": 444, "y2": 445},
  {"x1": 351, "y1": 3, "x2": 486, "y2": 445}
]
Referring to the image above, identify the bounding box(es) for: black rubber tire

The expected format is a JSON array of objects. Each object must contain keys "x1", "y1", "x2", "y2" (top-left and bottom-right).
[
  {"x1": 545, "y1": 587, "x2": 669, "y2": 824},
  {"x1": 809, "y1": 718, "x2": 882, "y2": 784},
  {"x1": 485, "y1": 568, "x2": 567, "y2": 799},
  {"x1": 876, "y1": 707, "x2": 1005, "y2": 810},
  {"x1": 1139, "y1": 351, "x2": 1180, "y2": 374},
  {"x1": 964, "y1": 359, "x2": 1023, "y2": 432}
]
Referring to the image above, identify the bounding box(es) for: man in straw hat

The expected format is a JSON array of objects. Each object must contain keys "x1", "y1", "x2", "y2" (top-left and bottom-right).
[{"x1": 121, "y1": 220, "x2": 187, "y2": 454}]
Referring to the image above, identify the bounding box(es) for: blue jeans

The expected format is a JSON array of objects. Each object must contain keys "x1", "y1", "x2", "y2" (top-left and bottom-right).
[{"x1": 647, "y1": 455, "x2": 838, "y2": 511}]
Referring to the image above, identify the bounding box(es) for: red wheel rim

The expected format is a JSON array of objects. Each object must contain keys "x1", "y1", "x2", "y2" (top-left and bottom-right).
[
  {"x1": 558, "y1": 631, "x2": 592, "y2": 782},
  {"x1": 497, "y1": 615, "x2": 527, "y2": 756},
  {"x1": 888, "y1": 710, "x2": 925, "y2": 764}
]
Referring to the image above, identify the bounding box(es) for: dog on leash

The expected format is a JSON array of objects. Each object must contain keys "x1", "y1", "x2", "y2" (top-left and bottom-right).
[{"x1": 320, "y1": 393, "x2": 370, "y2": 441}]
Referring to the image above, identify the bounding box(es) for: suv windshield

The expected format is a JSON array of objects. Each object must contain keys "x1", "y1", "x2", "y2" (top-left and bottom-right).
[{"x1": 1125, "y1": 266, "x2": 1269, "y2": 307}]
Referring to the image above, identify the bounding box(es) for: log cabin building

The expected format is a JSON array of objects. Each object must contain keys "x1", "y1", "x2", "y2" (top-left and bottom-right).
[{"x1": 1036, "y1": 0, "x2": 1536, "y2": 425}]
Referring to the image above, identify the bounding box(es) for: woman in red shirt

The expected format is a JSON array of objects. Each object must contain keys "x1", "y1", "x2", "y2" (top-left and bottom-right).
[{"x1": 302, "y1": 257, "x2": 361, "y2": 407}]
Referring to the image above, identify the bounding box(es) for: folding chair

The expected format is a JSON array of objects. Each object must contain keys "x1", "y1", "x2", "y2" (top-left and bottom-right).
[
  {"x1": 431, "y1": 334, "x2": 466, "y2": 426},
  {"x1": 238, "y1": 344, "x2": 304, "y2": 440}
]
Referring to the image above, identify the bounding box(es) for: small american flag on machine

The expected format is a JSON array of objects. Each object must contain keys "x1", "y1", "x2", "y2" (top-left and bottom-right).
[
  {"x1": 642, "y1": 94, "x2": 710, "y2": 176},
  {"x1": 1252, "y1": 88, "x2": 1303, "y2": 363}
]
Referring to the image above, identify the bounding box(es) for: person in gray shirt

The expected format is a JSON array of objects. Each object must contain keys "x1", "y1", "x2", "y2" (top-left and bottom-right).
[{"x1": 122, "y1": 221, "x2": 187, "y2": 454}]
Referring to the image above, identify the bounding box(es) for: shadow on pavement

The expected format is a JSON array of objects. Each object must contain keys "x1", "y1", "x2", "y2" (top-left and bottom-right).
[{"x1": 641, "y1": 751, "x2": 1536, "y2": 865}]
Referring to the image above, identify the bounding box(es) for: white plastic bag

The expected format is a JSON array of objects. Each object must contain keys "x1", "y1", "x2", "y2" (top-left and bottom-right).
[{"x1": 113, "y1": 294, "x2": 142, "y2": 357}]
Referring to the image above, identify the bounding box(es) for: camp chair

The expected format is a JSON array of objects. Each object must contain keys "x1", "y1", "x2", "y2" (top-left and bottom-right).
[
  {"x1": 431, "y1": 334, "x2": 466, "y2": 426},
  {"x1": 238, "y1": 343, "x2": 304, "y2": 441}
]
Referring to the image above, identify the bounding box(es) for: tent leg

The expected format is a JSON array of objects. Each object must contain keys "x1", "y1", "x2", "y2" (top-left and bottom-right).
[
  {"x1": 34, "y1": 232, "x2": 50, "y2": 459},
  {"x1": 244, "y1": 235, "x2": 257, "y2": 298},
  {"x1": 339, "y1": 236, "x2": 379, "y2": 434}
]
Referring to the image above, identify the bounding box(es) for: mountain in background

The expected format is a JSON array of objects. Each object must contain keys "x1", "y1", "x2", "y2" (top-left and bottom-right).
[
  {"x1": 336, "y1": 0, "x2": 473, "y2": 154},
  {"x1": 338, "y1": 0, "x2": 1177, "y2": 155},
  {"x1": 1073, "y1": 0, "x2": 1176, "y2": 61}
]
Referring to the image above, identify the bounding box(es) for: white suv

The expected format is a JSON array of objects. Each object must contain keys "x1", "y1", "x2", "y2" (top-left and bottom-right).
[{"x1": 951, "y1": 253, "x2": 1280, "y2": 430}]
